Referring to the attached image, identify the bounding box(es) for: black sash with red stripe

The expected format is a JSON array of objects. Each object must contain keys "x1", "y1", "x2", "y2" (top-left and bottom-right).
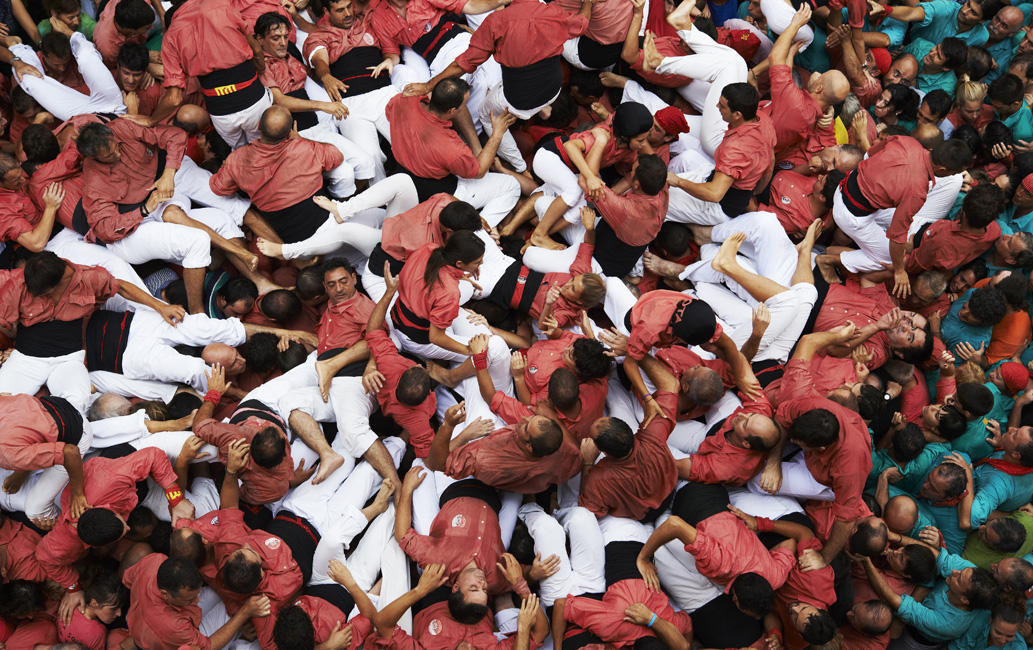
[
  {"x1": 488, "y1": 261, "x2": 544, "y2": 315},
  {"x1": 391, "y1": 298, "x2": 432, "y2": 344},
  {"x1": 411, "y1": 13, "x2": 466, "y2": 63},
  {"x1": 328, "y1": 46, "x2": 391, "y2": 96},
  {"x1": 840, "y1": 170, "x2": 877, "y2": 217},
  {"x1": 39, "y1": 395, "x2": 83, "y2": 446},
  {"x1": 229, "y1": 399, "x2": 286, "y2": 431},
  {"x1": 85, "y1": 310, "x2": 134, "y2": 373}
]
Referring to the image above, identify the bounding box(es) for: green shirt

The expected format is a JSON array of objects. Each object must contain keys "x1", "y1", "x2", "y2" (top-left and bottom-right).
[
  {"x1": 37, "y1": 14, "x2": 97, "y2": 41},
  {"x1": 961, "y1": 511, "x2": 1033, "y2": 569}
]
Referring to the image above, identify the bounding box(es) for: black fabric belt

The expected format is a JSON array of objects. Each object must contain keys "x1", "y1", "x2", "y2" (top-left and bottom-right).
[
  {"x1": 328, "y1": 46, "x2": 392, "y2": 96},
  {"x1": 440, "y1": 478, "x2": 501, "y2": 514},
  {"x1": 197, "y1": 59, "x2": 266, "y2": 116},
  {"x1": 84, "y1": 309, "x2": 134, "y2": 373},
  {"x1": 315, "y1": 347, "x2": 368, "y2": 378},
  {"x1": 705, "y1": 169, "x2": 752, "y2": 219},
  {"x1": 255, "y1": 194, "x2": 327, "y2": 244},
  {"x1": 593, "y1": 217, "x2": 647, "y2": 279},
  {"x1": 367, "y1": 243, "x2": 404, "y2": 278},
  {"x1": 396, "y1": 163, "x2": 459, "y2": 203},
  {"x1": 391, "y1": 298, "x2": 432, "y2": 345},
  {"x1": 15, "y1": 318, "x2": 84, "y2": 357},
  {"x1": 411, "y1": 13, "x2": 466, "y2": 63},
  {"x1": 39, "y1": 395, "x2": 83, "y2": 446},
  {"x1": 576, "y1": 35, "x2": 623, "y2": 69},
  {"x1": 841, "y1": 169, "x2": 877, "y2": 217},
  {"x1": 488, "y1": 260, "x2": 543, "y2": 315},
  {"x1": 501, "y1": 55, "x2": 562, "y2": 111},
  {"x1": 229, "y1": 399, "x2": 286, "y2": 431},
  {"x1": 284, "y1": 88, "x2": 319, "y2": 132}
]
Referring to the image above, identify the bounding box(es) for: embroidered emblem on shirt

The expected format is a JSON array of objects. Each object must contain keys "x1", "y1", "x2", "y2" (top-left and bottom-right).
[
  {"x1": 265, "y1": 537, "x2": 281, "y2": 550},
  {"x1": 781, "y1": 196, "x2": 791, "y2": 204},
  {"x1": 210, "y1": 515, "x2": 219, "y2": 525},
  {"x1": 428, "y1": 619, "x2": 443, "y2": 635},
  {"x1": 451, "y1": 514, "x2": 467, "y2": 528},
  {"x1": 364, "y1": 33, "x2": 375, "y2": 45}
]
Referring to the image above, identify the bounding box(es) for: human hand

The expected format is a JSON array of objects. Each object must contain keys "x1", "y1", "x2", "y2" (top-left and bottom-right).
[
  {"x1": 58, "y1": 591, "x2": 85, "y2": 626},
  {"x1": 180, "y1": 435, "x2": 211, "y2": 462},
  {"x1": 122, "y1": 90, "x2": 140, "y2": 114},
  {"x1": 226, "y1": 438, "x2": 250, "y2": 475},
  {"x1": 328, "y1": 559, "x2": 356, "y2": 586},
  {"x1": 157, "y1": 301, "x2": 186, "y2": 327},
  {"x1": 623, "y1": 603, "x2": 654, "y2": 626},
  {"x1": 402, "y1": 82, "x2": 432, "y2": 97},
  {"x1": 490, "y1": 110, "x2": 517, "y2": 134},
  {"x1": 875, "y1": 307, "x2": 903, "y2": 332},
  {"x1": 321, "y1": 101, "x2": 349, "y2": 120},
  {"x1": 322, "y1": 74, "x2": 350, "y2": 101},
  {"x1": 545, "y1": 284, "x2": 562, "y2": 306},
  {"x1": 30, "y1": 514, "x2": 57, "y2": 531},
  {"x1": 892, "y1": 271, "x2": 911, "y2": 300},
  {"x1": 797, "y1": 548, "x2": 827, "y2": 572},
  {"x1": 636, "y1": 556, "x2": 661, "y2": 592},
  {"x1": 68, "y1": 491, "x2": 90, "y2": 520},
  {"x1": 206, "y1": 363, "x2": 232, "y2": 394},
  {"x1": 641, "y1": 396, "x2": 667, "y2": 428},
  {"x1": 402, "y1": 465, "x2": 427, "y2": 493},
  {"x1": 954, "y1": 341, "x2": 985, "y2": 363},
  {"x1": 444, "y1": 402, "x2": 467, "y2": 428},
  {"x1": 727, "y1": 504, "x2": 757, "y2": 530},
  {"x1": 598, "y1": 328, "x2": 628, "y2": 357},
  {"x1": 581, "y1": 437, "x2": 600, "y2": 465},
  {"x1": 580, "y1": 206, "x2": 597, "y2": 231},
  {"x1": 12, "y1": 60, "x2": 43, "y2": 82},
  {"x1": 418, "y1": 563, "x2": 449, "y2": 595},
  {"x1": 169, "y1": 498, "x2": 195, "y2": 525},
  {"x1": 362, "y1": 368, "x2": 386, "y2": 395},
  {"x1": 368, "y1": 58, "x2": 394, "y2": 78},
  {"x1": 528, "y1": 552, "x2": 562, "y2": 581},
  {"x1": 985, "y1": 419, "x2": 1004, "y2": 449},
  {"x1": 917, "y1": 526, "x2": 942, "y2": 548},
  {"x1": 518, "y1": 593, "x2": 539, "y2": 632},
  {"x1": 759, "y1": 462, "x2": 783, "y2": 494},
  {"x1": 468, "y1": 333, "x2": 490, "y2": 356},
  {"x1": 510, "y1": 351, "x2": 527, "y2": 378},
  {"x1": 460, "y1": 417, "x2": 493, "y2": 442},
  {"x1": 43, "y1": 182, "x2": 65, "y2": 209},
  {"x1": 937, "y1": 350, "x2": 957, "y2": 373},
  {"x1": 497, "y1": 553, "x2": 523, "y2": 586},
  {"x1": 244, "y1": 594, "x2": 272, "y2": 618},
  {"x1": 752, "y1": 303, "x2": 771, "y2": 337}
]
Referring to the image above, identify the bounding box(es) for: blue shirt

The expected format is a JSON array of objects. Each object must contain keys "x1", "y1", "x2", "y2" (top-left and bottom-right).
[
  {"x1": 948, "y1": 610, "x2": 1027, "y2": 650},
  {"x1": 971, "y1": 450, "x2": 1033, "y2": 526},
  {"x1": 887, "y1": 450, "x2": 973, "y2": 554},
  {"x1": 911, "y1": 0, "x2": 990, "y2": 46},
  {"x1": 897, "y1": 551, "x2": 980, "y2": 642},
  {"x1": 998, "y1": 103, "x2": 1033, "y2": 143},
  {"x1": 941, "y1": 288, "x2": 993, "y2": 360},
  {"x1": 904, "y1": 39, "x2": 959, "y2": 96}
]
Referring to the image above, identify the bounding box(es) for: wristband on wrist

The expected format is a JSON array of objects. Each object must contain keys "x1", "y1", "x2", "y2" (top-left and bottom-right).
[
  {"x1": 767, "y1": 628, "x2": 782, "y2": 640},
  {"x1": 647, "y1": 613, "x2": 657, "y2": 628},
  {"x1": 67, "y1": 582, "x2": 80, "y2": 593},
  {"x1": 643, "y1": 394, "x2": 654, "y2": 402},
  {"x1": 165, "y1": 486, "x2": 184, "y2": 507},
  {"x1": 882, "y1": 4, "x2": 894, "y2": 15},
  {"x1": 203, "y1": 389, "x2": 222, "y2": 405},
  {"x1": 755, "y1": 516, "x2": 774, "y2": 532},
  {"x1": 472, "y1": 351, "x2": 488, "y2": 370}
]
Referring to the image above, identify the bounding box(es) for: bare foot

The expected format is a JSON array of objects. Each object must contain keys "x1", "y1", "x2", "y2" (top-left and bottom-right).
[
  {"x1": 315, "y1": 358, "x2": 336, "y2": 402},
  {"x1": 257, "y1": 237, "x2": 284, "y2": 260},
  {"x1": 710, "y1": 232, "x2": 746, "y2": 275},
  {"x1": 815, "y1": 254, "x2": 843, "y2": 285},
  {"x1": 236, "y1": 248, "x2": 259, "y2": 272},
  {"x1": 599, "y1": 72, "x2": 629, "y2": 89},
  {"x1": 427, "y1": 359, "x2": 458, "y2": 388},
  {"x1": 643, "y1": 251, "x2": 688, "y2": 279},
  {"x1": 666, "y1": 0, "x2": 698, "y2": 30},
  {"x1": 314, "y1": 195, "x2": 347, "y2": 224},
  {"x1": 796, "y1": 218, "x2": 823, "y2": 253},
  {"x1": 530, "y1": 230, "x2": 566, "y2": 251},
  {"x1": 371, "y1": 478, "x2": 396, "y2": 515},
  {"x1": 642, "y1": 31, "x2": 665, "y2": 73},
  {"x1": 312, "y1": 451, "x2": 345, "y2": 485},
  {"x1": 687, "y1": 223, "x2": 714, "y2": 246},
  {"x1": 3, "y1": 470, "x2": 29, "y2": 495},
  {"x1": 254, "y1": 276, "x2": 283, "y2": 296},
  {"x1": 537, "y1": 105, "x2": 552, "y2": 120},
  {"x1": 590, "y1": 102, "x2": 610, "y2": 120}
]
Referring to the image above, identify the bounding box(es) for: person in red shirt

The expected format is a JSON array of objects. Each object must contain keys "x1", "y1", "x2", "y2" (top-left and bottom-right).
[
  {"x1": 92, "y1": 0, "x2": 153, "y2": 70},
  {"x1": 386, "y1": 77, "x2": 521, "y2": 227},
  {"x1": 115, "y1": 43, "x2": 163, "y2": 118},
  {"x1": 656, "y1": 345, "x2": 734, "y2": 422},
  {"x1": 905, "y1": 184, "x2": 1005, "y2": 275},
  {"x1": 0, "y1": 512, "x2": 48, "y2": 582},
  {"x1": 759, "y1": 169, "x2": 843, "y2": 239},
  {"x1": 123, "y1": 553, "x2": 271, "y2": 650},
  {"x1": 146, "y1": 0, "x2": 274, "y2": 149}
]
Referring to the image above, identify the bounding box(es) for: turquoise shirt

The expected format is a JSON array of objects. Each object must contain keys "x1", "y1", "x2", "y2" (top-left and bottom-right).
[
  {"x1": 869, "y1": 443, "x2": 952, "y2": 492},
  {"x1": 941, "y1": 288, "x2": 993, "y2": 360},
  {"x1": 971, "y1": 450, "x2": 1033, "y2": 525},
  {"x1": 948, "y1": 610, "x2": 1027, "y2": 650},
  {"x1": 903, "y1": 39, "x2": 959, "y2": 96},
  {"x1": 885, "y1": 450, "x2": 972, "y2": 554},
  {"x1": 897, "y1": 551, "x2": 980, "y2": 642},
  {"x1": 998, "y1": 103, "x2": 1033, "y2": 143},
  {"x1": 911, "y1": 0, "x2": 990, "y2": 45}
]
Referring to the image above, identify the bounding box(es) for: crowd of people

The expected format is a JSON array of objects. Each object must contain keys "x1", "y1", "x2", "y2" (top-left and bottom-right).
[{"x1": 2, "y1": 0, "x2": 1033, "y2": 647}]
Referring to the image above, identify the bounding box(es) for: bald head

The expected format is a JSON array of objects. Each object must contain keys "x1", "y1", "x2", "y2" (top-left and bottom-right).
[
  {"x1": 202, "y1": 343, "x2": 246, "y2": 376},
  {"x1": 173, "y1": 104, "x2": 211, "y2": 136},
  {"x1": 991, "y1": 6, "x2": 1025, "y2": 41},
  {"x1": 259, "y1": 105, "x2": 294, "y2": 143},
  {"x1": 819, "y1": 70, "x2": 851, "y2": 106},
  {"x1": 883, "y1": 495, "x2": 919, "y2": 534},
  {"x1": 88, "y1": 392, "x2": 131, "y2": 421},
  {"x1": 912, "y1": 123, "x2": 944, "y2": 150}
]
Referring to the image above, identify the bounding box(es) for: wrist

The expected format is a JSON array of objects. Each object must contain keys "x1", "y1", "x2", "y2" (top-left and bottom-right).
[
  {"x1": 204, "y1": 389, "x2": 222, "y2": 405},
  {"x1": 164, "y1": 485, "x2": 184, "y2": 507}
]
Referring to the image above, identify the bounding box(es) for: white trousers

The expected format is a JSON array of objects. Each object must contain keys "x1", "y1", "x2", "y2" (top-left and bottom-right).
[
  {"x1": 339, "y1": 86, "x2": 398, "y2": 182},
  {"x1": 652, "y1": 513, "x2": 724, "y2": 611},
  {"x1": 532, "y1": 148, "x2": 584, "y2": 209},
  {"x1": 760, "y1": 0, "x2": 814, "y2": 51},
  {"x1": 277, "y1": 369, "x2": 380, "y2": 459},
  {"x1": 211, "y1": 88, "x2": 274, "y2": 151},
  {"x1": 13, "y1": 32, "x2": 125, "y2": 120},
  {"x1": 746, "y1": 451, "x2": 836, "y2": 501},
  {"x1": 106, "y1": 218, "x2": 209, "y2": 271},
  {"x1": 299, "y1": 122, "x2": 359, "y2": 197},
  {"x1": 666, "y1": 156, "x2": 729, "y2": 226},
  {"x1": 87, "y1": 410, "x2": 150, "y2": 448},
  {"x1": 833, "y1": 188, "x2": 893, "y2": 274},
  {"x1": 455, "y1": 174, "x2": 521, "y2": 229},
  {"x1": 173, "y1": 157, "x2": 250, "y2": 227},
  {"x1": 555, "y1": 506, "x2": 607, "y2": 596},
  {"x1": 46, "y1": 229, "x2": 146, "y2": 301},
  {"x1": 88, "y1": 371, "x2": 179, "y2": 403},
  {"x1": 21, "y1": 419, "x2": 94, "y2": 519},
  {"x1": 0, "y1": 350, "x2": 90, "y2": 413},
  {"x1": 478, "y1": 80, "x2": 549, "y2": 173}
]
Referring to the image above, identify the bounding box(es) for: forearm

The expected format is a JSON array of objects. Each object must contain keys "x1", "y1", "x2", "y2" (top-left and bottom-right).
[
  {"x1": 957, "y1": 481, "x2": 974, "y2": 530},
  {"x1": 11, "y1": 0, "x2": 40, "y2": 44},
  {"x1": 765, "y1": 426, "x2": 788, "y2": 469},
  {"x1": 771, "y1": 518, "x2": 814, "y2": 542},
  {"x1": 649, "y1": 616, "x2": 690, "y2": 650},
  {"x1": 475, "y1": 368, "x2": 497, "y2": 404},
  {"x1": 862, "y1": 561, "x2": 902, "y2": 610},
  {"x1": 621, "y1": 9, "x2": 642, "y2": 63},
  {"x1": 220, "y1": 468, "x2": 240, "y2": 509},
  {"x1": 638, "y1": 353, "x2": 678, "y2": 393},
  {"x1": 428, "y1": 61, "x2": 467, "y2": 90},
  {"x1": 623, "y1": 356, "x2": 650, "y2": 400},
  {"x1": 514, "y1": 375, "x2": 532, "y2": 404},
  {"x1": 375, "y1": 588, "x2": 424, "y2": 636},
  {"x1": 429, "y1": 326, "x2": 470, "y2": 355},
  {"x1": 889, "y1": 240, "x2": 908, "y2": 274},
  {"x1": 117, "y1": 279, "x2": 167, "y2": 312},
  {"x1": 209, "y1": 607, "x2": 252, "y2": 650},
  {"x1": 21, "y1": 206, "x2": 58, "y2": 252},
  {"x1": 740, "y1": 332, "x2": 763, "y2": 361},
  {"x1": 62, "y1": 445, "x2": 85, "y2": 497},
  {"x1": 820, "y1": 519, "x2": 852, "y2": 563},
  {"x1": 394, "y1": 490, "x2": 413, "y2": 542},
  {"x1": 272, "y1": 88, "x2": 330, "y2": 113},
  {"x1": 148, "y1": 87, "x2": 184, "y2": 126},
  {"x1": 463, "y1": 0, "x2": 508, "y2": 13},
  {"x1": 427, "y1": 421, "x2": 457, "y2": 471},
  {"x1": 475, "y1": 131, "x2": 507, "y2": 177}
]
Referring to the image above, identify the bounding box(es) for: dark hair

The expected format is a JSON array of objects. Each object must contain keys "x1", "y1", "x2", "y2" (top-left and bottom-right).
[
  {"x1": 857, "y1": 384, "x2": 886, "y2": 422},
  {"x1": 900, "y1": 544, "x2": 937, "y2": 583},
  {"x1": 996, "y1": 272, "x2": 1028, "y2": 312},
  {"x1": 962, "y1": 184, "x2": 1006, "y2": 230},
  {"x1": 966, "y1": 568, "x2": 999, "y2": 609},
  {"x1": 446, "y1": 588, "x2": 491, "y2": 624},
  {"x1": 254, "y1": 10, "x2": 291, "y2": 38},
  {"x1": 322, "y1": 257, "x2": 356, "y2": 279},
  {"x1": 984, "y1": 120, "x2": 1015, "y2": 152},
  {"x1": 548, "y1": 368, "x2": 581, "y2": 411},
  {"x1": 936, "y1": 404, "x2": 968, "y2": 440},
  {"x1": 529, "y1": 417, "x2": 563, "y2": 457},
  {"x1": 992, "y1": 598, "x2": 1027, "y2": 628},
  {"x1": 632, "y1": 638, "x2": 668, "y2": 650},
  {"x1": 21, "y1": 123, "x2": 60, "y2": 164},
  {"x1": 0, "y1": 151, "x2": 23, "y2": 181},
  {"x1": 973, "y1": 0, "x2": 1004, "y2": 19},
  {"x1": 788, "y1": 408, "x2": 839, "y2": 448},
  {"x1": 21, "y1": 253, "x2": 65, "y2": 296},
  {"x1": 10, "y1": 86, "x2": 40, "y2": 115},
  {"x1": 397, "y1": 366, "x2": 432, "y2": 406},
  {"x1": 1015, "y1": 438, "x2": 1033, "y2": 467},
  {"x1": 127, "y1": 505, "x2": 157, "y2": 538},
  {"x1": 169, "y1": 528, "x2": 206, "y2": 567},
  {"x1": 1010, "y1": 52, "x2": 1033, "y2": 81},
  {"x1": 987, "y1": 517, "x2": 1027, "y2": 552},
  {"x1": 217, "y1": 277, "x2": 259, "y2": 309},
  {"x1": 251, "y1": 426, "x2": 287, "y2": 468},
  {"x1": 156, "y1": 556, "x2": 204, "y2": 595},
  {"x1": 892, "y1": 423, "x2": 926, "y2": 463},
  {"x1": 439, "y1": 200, "x2": 481, "y2": 232},
  {"x1": 114, "y1": 0, "x2": 155, "y2": 29},
  {"x1": 883, "y1": 84, "x2": 920, "y2": 122},
  {"x1": 957, "y1": 382, "x2": 994, "y2": 418},
  {"x1": 989, "y1": 74, "x2": 1026, "y2": 106},
  {"x1": 424, "y1": 231, "x2": 484, "y2": 288},
  {"x1": 117, "y1": 42, "x2": 149, "y2": 72},
  {"x1": 569, "y1": 69, "x2": 605, "y2": 98},
  {"x1": 848, "y1": 519, "x2": 888, "y2": 558},
  {"x1": 967, "y1": 286, "x2": 1008, "y2": 326},
  {"x1": 0, "y1": 580, "x2": 46, "y2": 620},
  {"x1": 635, "y1": 154, "x2": 668, "y2": 195},
  {"x1": 40, "y1": 32, "x2": 72, "y2": 60},
  {"x1": 84, "y1": 571, "x2": 125, "y2": 610},
  {"x1": 222, "y1": 550, "x2": 263, "y2": 594},
  {"x1": 959, "y1": 258, "x2": 990, "y2": 284},
  {"x1": 571, "y1": 337, "x2": 610, "y2": 381},
  {"x1": 951, "y1": 124, "x2": 982, "y2": 157},
  {"x1": 799, "y1": 609, "x2": 837, "y2": 645},
  {"x1": 595, "y1": 417, "x2": 635, "y2": 459},
  {"x1": 997, "y1": 559, "x2": 1033, "y2": 593},
  {"x1": 922, "y1": 90, "x2": 953, "y2": 121},
  {"x1": 273, "y1": 605, "x2": 316, "y2": 650},
  {"x1": 429, "y1": 76, "x2": 470, "y2": 113},
  {"x1": 77, "y1": 507, "x2": 125, "y2": 546},
  {"x1": 277, "y1": 341, "x2": 308, "y2": 372},
  {"x1": 963, "y1": 46, "x2": 994, "y2": 81},
  {"x1": 296, "y1": 265, "x2": 326, "y2": 301},
  {"x1": 930, "y1": 139, "x2": 973, "y2": 175},
  {"x1": 894, "y1": 320, "x2": 934, "y2": 365},
  {"x1": 854, "y1": 600, "x2": 893, "y2": 635},
  {"x1": 937, "y1": 461, "x2": 969, "y2": 497},
  {"x1": 244, "y1": 332, "x2": 280, "y2": 374},
  {"x1": 167, "y1": 392, "x2": 202, "y2": 419},
  {"x1": 654, "y1": 221, "x2": 693, "y2": 258},
  {"x1": 729, "y1": 573, "x2": 774, "y2": 617},
  {"x1": 938, "y1": 37, "x2": 968, "y2": 71},
  {"x1": 684, "y1": 367, "x2": 723, "y2": 407},
  {"x1": 76, "y1": 123, "x2": 115, "y2": 159},
  {"x1": 722, "y1": 82, "x2": 760, "y2": 120},
  {"x1": 45, "y1": 0, "x2": 80, "y2": 14},
  {"x1": 260, "y1": 289, "x2": 302, "y2": 323},
  {"x1": 822, "y1": 170, "x2": 846, "y2": 205}
]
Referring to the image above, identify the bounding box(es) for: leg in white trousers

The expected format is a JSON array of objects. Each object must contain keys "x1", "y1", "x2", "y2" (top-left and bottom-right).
[
  {"x1": 454, "y1": 173, "x2": 521, "y2": 228},
  {"x1": 652, "y1": 513, "x2": 724, "y2": 611},
  {"x1": 760, "y1": 0, "x2": 814, "y2": 51},
  {"x1": 0, "y1": 350, "x2": 91, "y2": 414},
  {"x1": 210, "y1": 89, "x2": 275, "y2": 150},
  {"x1": 106, "y1": 220, "x2": 211, "y2": 269},
  {"x1": 832, "y1": 189, "x2": 893, "y2": 274},
  {"x1": 46, "y1": 230, "x2": 148, "y2": 297},
  {"x1": 88, "y1": 371, "x2": 180, "y2": 404},
  {"x1": 24, "y1": 420, "x2": 94, "y2": 519},
  {"x1": 555, "y1": 507, "x2": 607, "y2": 596},
  {"x1": 666, "y1": 165, "x2": 730, "y2": 226},
  {"x1": 12, "y1": 33, "x2": 125, "y2": 120},
  {"x1": 519, "y1": 504, "x2": 573, "y2": 607}
]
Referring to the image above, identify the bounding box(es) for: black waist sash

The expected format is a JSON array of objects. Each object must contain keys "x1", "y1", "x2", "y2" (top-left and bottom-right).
[
  {"x1": 391, "y1": 298, "x2": 432, "y2": 344},
  {"x1": 39, "y1": 395, "x2": 83, "y2": 446},
  {"x1": 71, "y1": 199, "x2": 90, "y2": 237},
  {"x1": 284, "y1": 88, "x2": 320, "y2": 132},
  {"x1": 501, "y1": 56, "x2": 562, "y2": 111},
  {"x1": 367, "y1": 243, "x2": 404, "y2": 278},
  {"x1": 256, "y1": 195, "x2": 327, "y2": 244},
  {"x1": 315, "y1": 347, "x2": 369, "y2": 378},
  {"x1": 230, "y1": 399, "x2": 287, "y2": 431},
  {"x1": 488, "y1": 261, "x2": 543, "y2": 315},
  {"x1": 576, "y1": 35, "x2": 623, "y2": 70},
  {"x1": 593, "y1": 218, "x2": 647, "y2": 278},
  {"x1": 328, "y1": 46, "x2": 392, "y2": 97},
  {"x1": 84, "y1": 310, "x2": 134, "y2": 373},
  {"x1": 440, "y1": 478, "x2": 501, "y2": 514},
  {"x1": 411, "y1": 13, "x2": 466, "y2": 63},
  {"x1": 841, "y1": 170, "x2": 877, "y2": 216},
  {"x1": 704, "y1": 169, "x2": 752, "y2": 219},
  {"x1": 15, "y1": 319, "x2": 84, "y2": 357},
  {"x1": 197, "y1": 59, "x2": 266, "y2": 116},
  {"x1": 396, "y1": 163, "x2": 459, "y2": 203}
]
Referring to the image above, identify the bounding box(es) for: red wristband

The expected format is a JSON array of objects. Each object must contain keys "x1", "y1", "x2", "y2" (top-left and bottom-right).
[
  {"x1": 67, "y1": 582, "x2": 81, "y2": 593},
  {"x1": 767, "y1": 628, "x2": 783, "y2": 640},
  {"x1": 755, "y1": 517, "x2": 774, "y2": 533},
  {"x1": 165, "y1": 486, "x2": 184, "y2": 507},
  {"x1": 203, "y1": 390, "x2": 222, "y2": 405},
  {"x1": 472, "y1": 351, "x2": 488, "y2": 370},
  {"x1": 883, "y1": 4, "x2": 894, "y2": 15}
]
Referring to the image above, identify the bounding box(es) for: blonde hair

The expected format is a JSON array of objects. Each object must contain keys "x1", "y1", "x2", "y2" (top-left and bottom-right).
[
  {"x1": 578, "y1": 273, "x2": 606, "y2": 308},
  {"x1": 956, "y1": 361, "x2": 986, "y2": 385},
  {"x1": 955, "y1": 80, "x2": 987, "y2": 107}
]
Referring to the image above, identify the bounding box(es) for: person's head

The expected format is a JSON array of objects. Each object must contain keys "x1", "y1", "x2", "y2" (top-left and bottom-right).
[
  {"x1": 883, "y1": 54, "x2": 919, "y2": 88},
  {"x1": 569, "y1": 69, "x2": 605, "y2": 103},
  {"x1": 77, "y1": 507, "x2": 128, "y2": 547},
  {"x1": 324, "y1": 0, "x2": 357, "y2": 28},
  {"x1": 994, "y1": 231, "x2": 1033, "y2": 267},
  {"x1": 788, "y1": 603, "x2": 837, "y2": 645},
  {"x1": 612, "y1": 102, "x2": 655, "y2": 151},
  {"x1": 113, "y1": 0, "x2": 154, "y2": 35},
  {"x1": 918, "y1": 90, "x2": 953, "y2": 126},
  {"x1": 88, "y1": 393, "x2": 132, "y2": 421},
  {"x1": 680, "y1": 366, "x2": 724, "y2": 408},
  {"x1": 947, "y1": 565, "x2": 998, "y2": 609},
  {"x1": 805, "y1": 68, "x2": 851, "y2": 107},
  {"x1": 953, "y1": 259, "x2": 990, "y2": 295},
  {"x1": 222, "y1": 548, "x2": 264, "y2": 594},
  {"x1": 813, "y1": 170, "x2": 847, "y2": 210},
  {"x1": 40, "y1": 32, "x2": 74, "y2": 76},
  {"x1": 910, "y1": 270, "x2": 949, "y2": 308},
  {"x1": 77, "y1": 123, "x2": 122, "y2": 164},
  {"x1": 912, "y1": 123, "x2": 944, "y2": 150},
  {"x1": 992, "y1": 557, "x2": 1033, "y2": 593},
  {"x1": 848, "y1": 516, "x2": 889, "y2": 557},
  {"x1": 1000, "y1": 425, "x2": 1033, "y2": 466},
  {"x1": 923, "y1": 37, "x2": 968, "y2": 72},
  {"x1": 259, "y1": 105, "x2": 295, "y2": 144},
  {"x1": 548, "y1": 368, "x2": 580, "y2": 411},
  {"x1": 428, "y1": 76, "x2": 471, "y2": 117},
  {"x1": 450, "y1": 564, "x2": 491, "y2": 613},
  {"x1": 919, "y1": 461, "x2": 968, "y2": 501},
  {"x1": 424, "y1": 230, "x2": 484, "y2": 288},
  {"x1": 254, "y1": 11, "x2": 292, "y2": 60},
  {"x1": 670, "y1": 298, "x2": 719, "y2": 346},
  {"x1": 631, "y1": 153, "x2": 668, "y2": 195},
  {"x1": 216, "y1": 277, "x2": 258, "y2": 318},
  {"x1": 169, "y1": 527, "x2": 207, "y2": 567},
  {"x1": 567, "y1": 337, "x2": 610, "y2": 381},
  {"x1": 557, "y1": 272, "x2": 606, "y2": 312},
  {"x1": 990, "y1": 74, "x2": 1027, "y2": 118},
  {"x1": 719, "y1": 83, "x2": 760, "y2": 124},
  {"x1": 963, "y1": 45, "x2": 994, "y2": 82},
  {"x1": 961, "y1": 183, "x2": 1007, "y2": 230},
  {"x1": 11, "y1": 86, "x2": 42, "y2": 122},
  {"x1": 590, "y1": 417, "x2": 635, "y2": 459},
  {"x1": 978, "y1": 517, "x2": 1027, "y2": 552},
  {"x1": 83, "y1": 571, "x2": 126, "y2": 624},
  {"x1": 729, "y1": 573, "x2": 774, "y2": 618},
  {"x1": 920, "y1": 403, "x2": 967, "y2": 440},
  {"x1": 202, "y1": 342, "x2": 247, "y2": 376},
  {"x1": 955, "y1": 80, "x2": 990, "y2": 127},
  {"x1": 24, "y1": 251, "x2": 68, "y2": 297},
  {"x1": 987, "y1": 600, "x2": 1025, "y2": 647},
  {"x1": 989, "y1": 5, "x2": 1025, "y2": 41},
  {"x1": 985, "y1": 120, "x2": 1016, "y2": 159},
  {"x1": 891, "y1": 423, "x2": 926, "y2": 463},
  {"x1": 173, "y1": 105, "x2": 211, "y2": 138},
  {"x1": 960, "y1": 0, "x2": 1002, "y2": 26},
  {"x1": 157, "y1": 556, "x2": 204, "y2": 608},
  {"x1": 886, "y1": 312, "x2": 933, "y2": 364},
  {"x1": 258, "y1": 289, "x2": 302, "y2": 324},
  {"x1": 116, "y1": 42, "x2": 150, "y2": 92},
  {"x1": 788, "y1": 408, "x2": 839, "y2": 450},
  {"x1": 513, "y1": 415, "x2": 563, "y2": 458},
  {"x1": 883, "y1": 494, "x2": 920, "y2": 535},
  {"x1": 960, "y1": 286, "x2": 1008, "y2": 327},
  {"x1": 0, "y1": 152, "x2": 24, "y2": 193},
  {"x1": 251, "y1": 427, "x2": 287, "y2": 468},
  {"x1": 727, "y1": 409, "x2": 780, "y2": 452},
  {"x1": 883, "y1": 542, "x2": 938, "y2": 583},
  {"x1": 930, "y1": 138, "x2": 973, "y2": 177},
  {"x1": 296, "y1": 264, "x2": 327, "y2": 303},
  {"x1": 273, "y1": 605, "x2": 322, "y2": 650},
  {"x1": 395, "y1": 365, "x2": 432, "y2": 406},
  {"x1": 847, "y1": 600, "x2": 893, "y2": 637},
  {"x1": 438, "y1": 200, "x2": 481, "y2": 234},
  {"x1": 20, "y1": 124, "x2": 59, "y2": 168},
  {"x1": 873, "y1": 84, "x2": 920, "y2": 123},
  {"x1": 811, "y1": 144, "x2": 864, "y2": 174},
  {"x1": 954, "y1": 382, "x2": 995, "y2": 419},
  {"x1": 0, "y1": 580, "x2": 46, "y2": 620},
  {"x1": 45, "y1": 0, "x2": 81, "y2": 29}
]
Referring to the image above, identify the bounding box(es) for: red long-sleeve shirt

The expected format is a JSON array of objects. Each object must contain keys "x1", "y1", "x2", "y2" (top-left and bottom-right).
[
  {"x1": 0, "y1": 394, "x2": 68, "y2": 471},
  {"x1": 366, "y1": 329, "x2": 437, "y2": 456},
  {"x1": 161, "y1": 0, "x2": 255, "y2": 90},
  {"x1": 454, "y1": 0, "x2": 587, "y2": 72},
  {"x1": 687, "y1": 394, "x2": 772, "y2": 486},
  {"x1": 194, "y1": 416, "x2": 295, "y2": 505},
  {"x1": 0, "y1": 262, "x2": 117, "y2": 331},
  {"x1": 686, "y1": 512, "x2": 796, "y2": 590},
  {"x1": 854, "y1": 136, "x2": 934, "y2": 244}
]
